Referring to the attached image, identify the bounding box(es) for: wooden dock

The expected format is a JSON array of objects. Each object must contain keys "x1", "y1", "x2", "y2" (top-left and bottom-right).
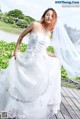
[{"x1": 52, "y1": 87, "x2": 80, "y2": 119}]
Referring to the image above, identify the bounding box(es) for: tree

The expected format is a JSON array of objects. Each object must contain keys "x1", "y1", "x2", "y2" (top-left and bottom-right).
[
  {"x1": 0, "y1": 6, "x2": 3, "y2": 15},
  {"x1": 7, "y1": 9, "x2": 24, "y2": 19}
]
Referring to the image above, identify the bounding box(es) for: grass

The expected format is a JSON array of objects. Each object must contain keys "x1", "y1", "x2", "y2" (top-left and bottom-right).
[
  {"x1": 61, "y1": 78, "x2": 80, "y2": 89},
  {"x1": 0, "y1": 21, "x2": 23, "y2": 34}
]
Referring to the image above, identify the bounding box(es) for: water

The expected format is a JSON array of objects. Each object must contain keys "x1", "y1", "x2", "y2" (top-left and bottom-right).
[{"x1": 0, "y1": 30, "x2": 29, "y2": 44}]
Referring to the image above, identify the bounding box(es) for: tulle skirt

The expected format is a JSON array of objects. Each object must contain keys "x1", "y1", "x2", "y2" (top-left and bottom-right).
[{"x1": 0, "y1": 52, "x2": 61, "y2": 119}]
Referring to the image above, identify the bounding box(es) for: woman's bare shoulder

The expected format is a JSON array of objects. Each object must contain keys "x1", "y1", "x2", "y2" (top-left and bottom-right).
[
  {"x1": 30, "y1": 21, "x2": 41, "y2": 31},
  {"x1": 32, "y1": 21, "x2": 41, "y2": 27}
]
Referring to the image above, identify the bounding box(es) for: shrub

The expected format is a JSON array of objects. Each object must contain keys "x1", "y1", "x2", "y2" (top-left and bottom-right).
[{"x1": 16, "y1": 20, "x2": 28, "y2": 28}]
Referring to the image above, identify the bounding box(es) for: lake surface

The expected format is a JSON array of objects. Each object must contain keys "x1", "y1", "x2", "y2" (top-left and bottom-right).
[{"x1": 0, "y1": 30, "x2": 29, "y2": 44}]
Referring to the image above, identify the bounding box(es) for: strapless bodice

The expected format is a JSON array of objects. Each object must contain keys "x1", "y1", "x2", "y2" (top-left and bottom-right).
[{"x1": 24, "y1": 32, "x2": 51, "y2": 58}]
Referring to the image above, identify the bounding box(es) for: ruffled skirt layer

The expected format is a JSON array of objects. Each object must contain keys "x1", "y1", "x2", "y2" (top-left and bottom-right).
[{"x1": 0, "y1": 52, "x2": 61, "y2": 119}]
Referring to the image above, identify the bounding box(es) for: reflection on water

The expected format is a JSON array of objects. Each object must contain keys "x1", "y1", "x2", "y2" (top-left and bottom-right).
[{"x1": 0, "y1": 30, "x2": 29, "y2": 44}]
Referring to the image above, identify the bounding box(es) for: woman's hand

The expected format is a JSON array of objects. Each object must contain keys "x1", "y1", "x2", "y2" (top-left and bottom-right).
[
  {"x1": 51, "y1": 53, "x2": 56, "y2": 57},
  {"x1": 47, "y1": 51, "x2": 56, "y2": 57},
  {"x1": 13, "y1": 50, "x2": 17, "y2": 60}
]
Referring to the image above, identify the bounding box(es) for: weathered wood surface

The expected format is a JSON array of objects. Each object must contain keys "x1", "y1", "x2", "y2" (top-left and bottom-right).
[{"x1": 51, "y1": 87, "x2": 80, "y2": 119}]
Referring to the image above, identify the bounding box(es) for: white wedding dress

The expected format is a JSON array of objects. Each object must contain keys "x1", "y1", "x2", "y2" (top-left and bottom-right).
[{"x1": 0, "y1": 32, "x2": 61, "y2": 119}]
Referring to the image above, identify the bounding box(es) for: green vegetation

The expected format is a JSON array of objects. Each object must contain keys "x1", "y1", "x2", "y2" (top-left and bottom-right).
[
  {"x1": 0, "y1": 9, "x2": 35, "y2": 30},
  {"x1": 0, "y1": 41, "x2": 27, "y2": 69},
  {"x1": 47, "y1": 46, "x2": 54, "y2": 53},
  {"x1": 7, "y1": 9, "x2": 24, "y2": 19},
  {"x1": 0, "y1": 21, "x2": 23, "y2": 34},
  {"x1": 0, "y1": 9, "x2": 36, "y2": 33},
  {"x1": 61, "y1": 79, "x2": 80, "y2": 89}
]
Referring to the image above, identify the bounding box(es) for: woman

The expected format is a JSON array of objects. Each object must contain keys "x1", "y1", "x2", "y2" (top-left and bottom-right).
[{"x1": 0, "y1": 8, "x2": 61, "y2": 119}]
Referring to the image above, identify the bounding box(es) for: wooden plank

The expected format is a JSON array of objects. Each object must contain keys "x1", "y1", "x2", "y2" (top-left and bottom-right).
[
  {"x1": 63, "y1": 87, "x2": 80, "y2": 101},
  {"x1": 78, "y1": 90, "x2": 80, "y2": 93},
  {"x1": 67, "y1": 88, "x2": 80, "y2": 103},
  {"x1": 61, "y1": 88, "x2": 68, "y2": 97},
  {"x1": 49, "y1": 114, "x2": 57, "y2": 119},
  {"x1": 62, "y1": 93, "x2": 80, "y2": 119},
  {"x1": 61, "y1": 96, "x2": 79, "y2": 119},
  {"x1": 62, "y1": 87, "x2": 74, "y2": 98},
  {"x1": 63, "y1": 87, "x2": 80, "y2": 110},
  {"x1": 55, "y1": 111, "x2": 64, "y2": 119},
  {"x1": 71, "y1": 98, "x2": 80, "y2": 111},
  {"x1": 61, "y1": 88, "x2": 79, "y2": 110},
  {"x1": 72, "y1": 89, "x2": 80, "y2": 98},
  {"x1": 60, "y1": 102, "x2": 72, "y2": 119}
]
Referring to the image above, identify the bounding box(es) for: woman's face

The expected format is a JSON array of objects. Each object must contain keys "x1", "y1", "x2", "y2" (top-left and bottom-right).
[{"x1": 44, "y1": 10, "x2": 54, "y2": 24}]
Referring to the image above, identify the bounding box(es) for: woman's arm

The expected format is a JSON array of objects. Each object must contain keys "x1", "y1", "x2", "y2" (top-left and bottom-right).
[
  {"x1": 13, "y1": 22, "x2": 34, "y2": 59},
  {"x1": 14, "y1": 22, "x2": 34, "y2": 52},
  {"x1": 47, "y1": 51, "x2": 56, "y2": 57}
]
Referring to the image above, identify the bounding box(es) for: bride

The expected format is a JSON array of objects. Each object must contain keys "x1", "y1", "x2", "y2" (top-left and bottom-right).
[{"x1": 0, "y1": 8, "x2": 61, "y2": 119}]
